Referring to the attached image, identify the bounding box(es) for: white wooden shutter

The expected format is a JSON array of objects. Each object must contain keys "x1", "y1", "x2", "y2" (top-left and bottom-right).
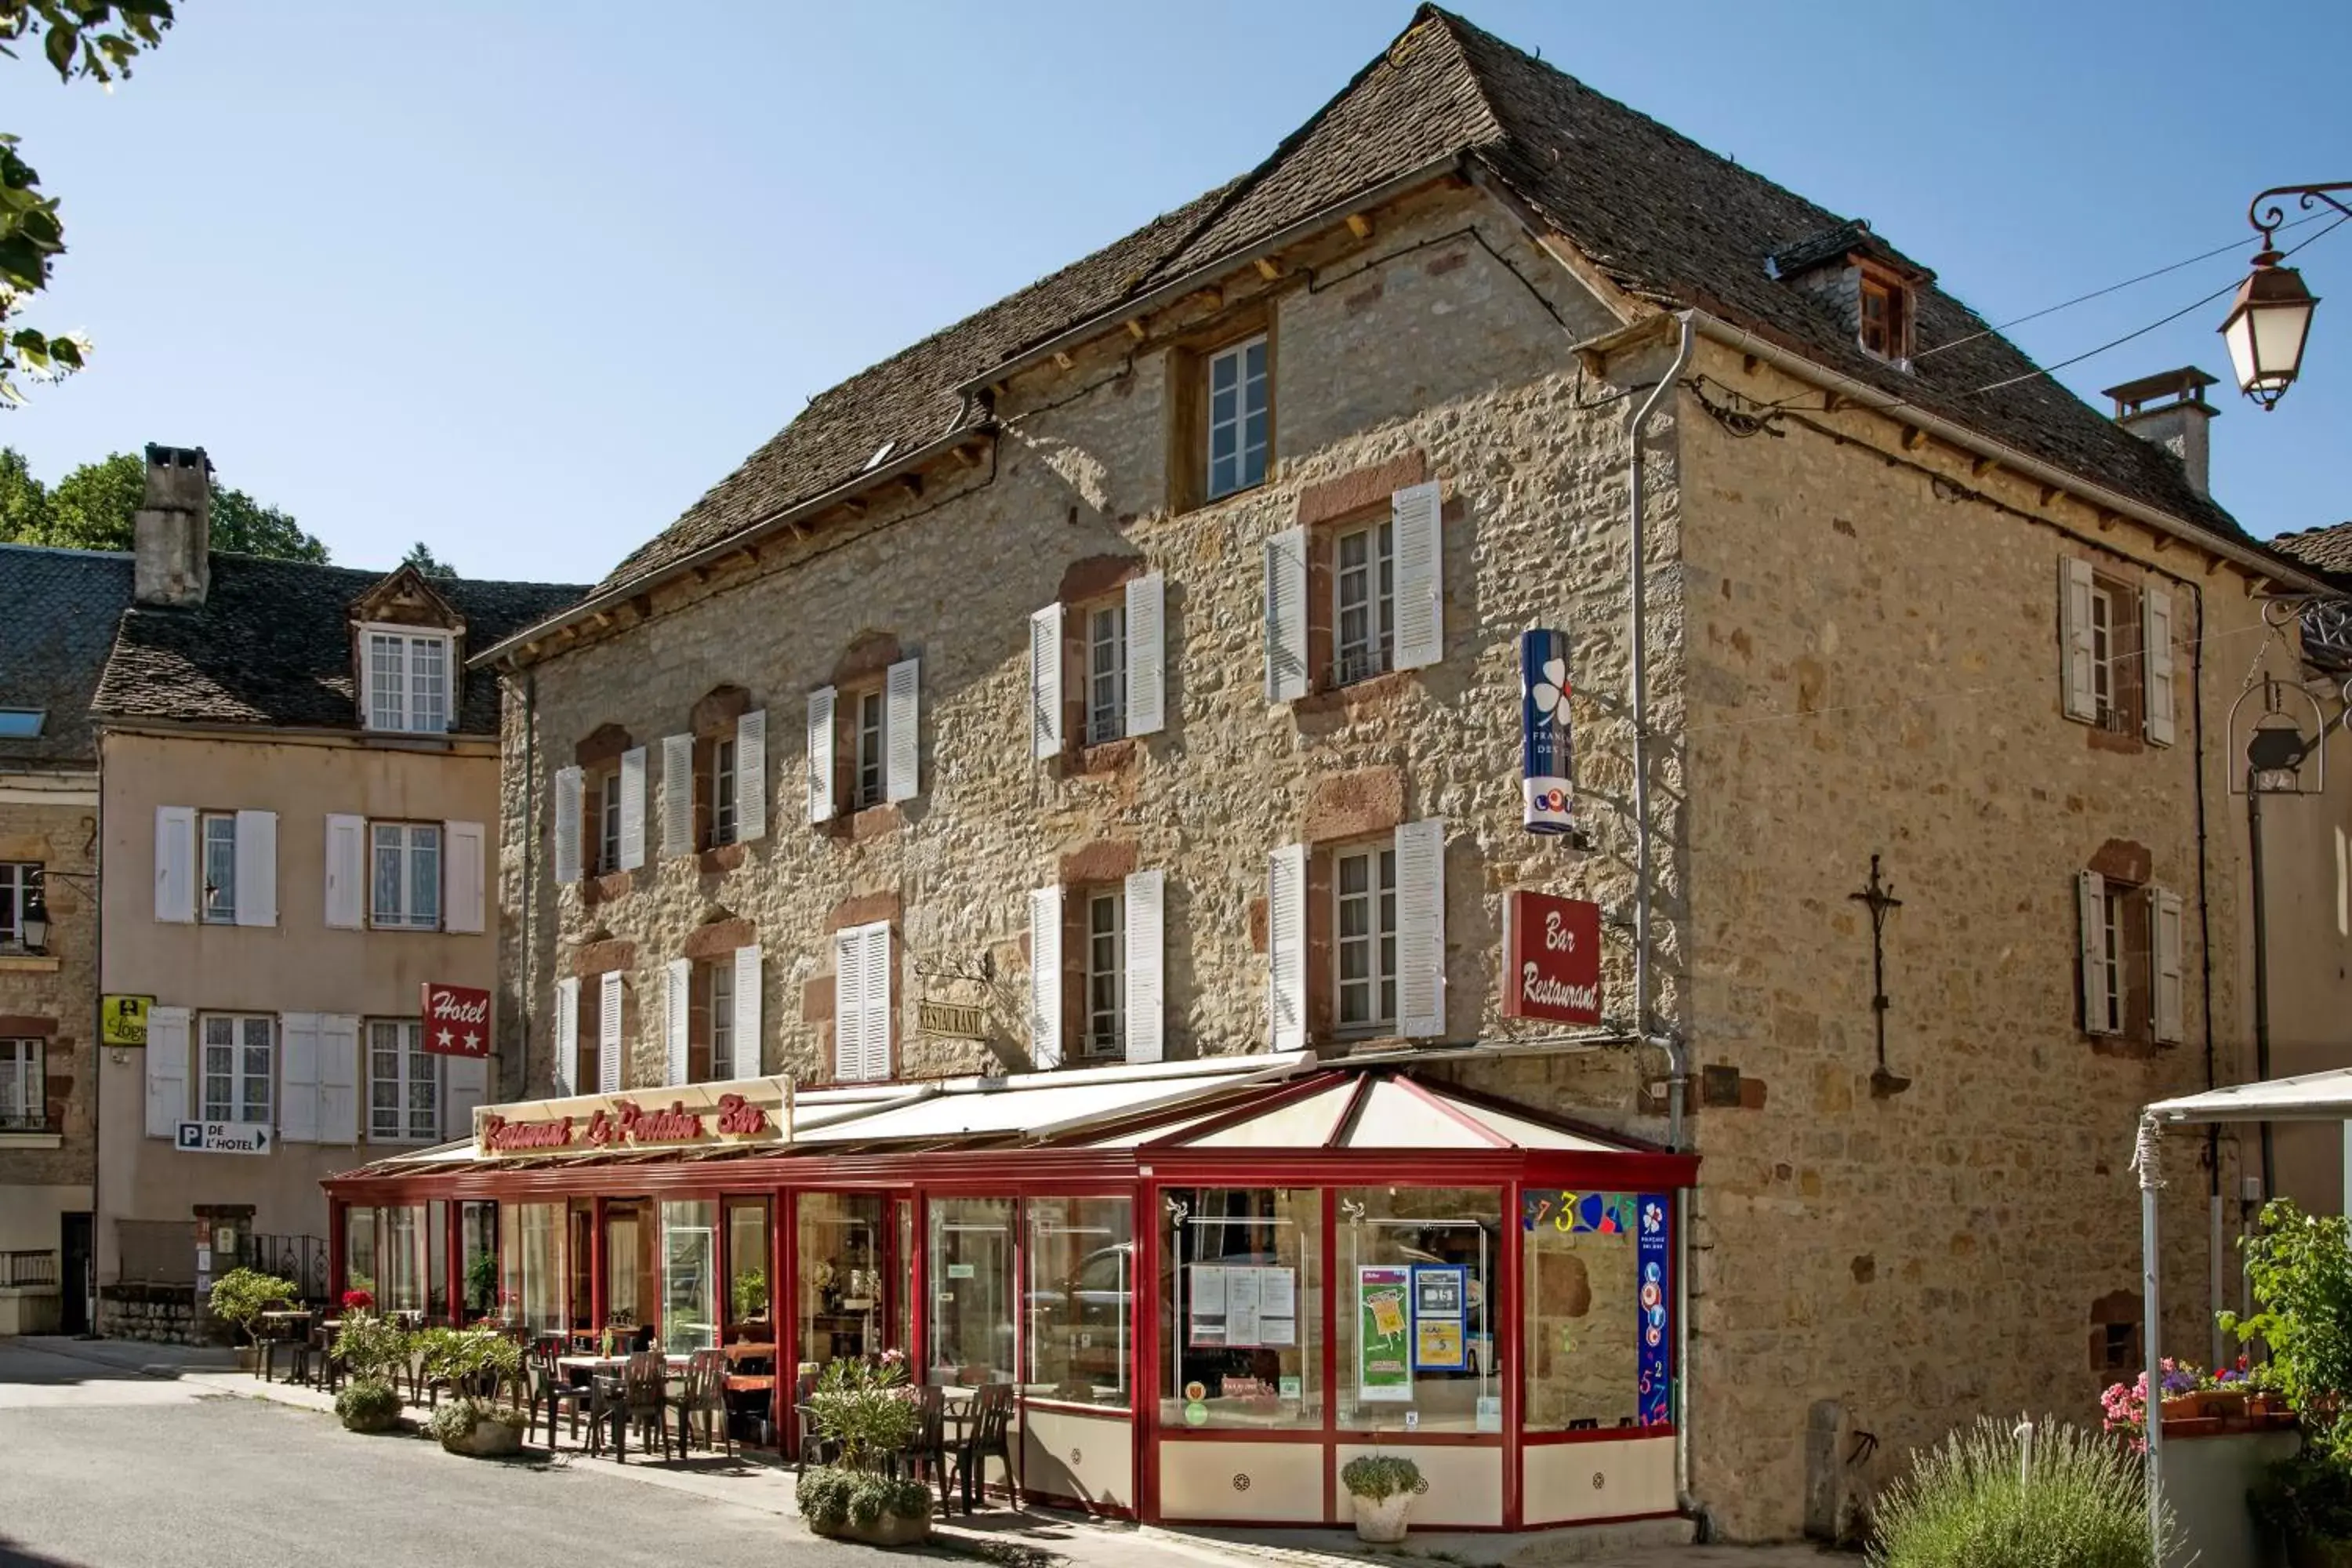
[
  {"x1": 553, "y1": 978, "x2": 580, "y2": 1095},
  {"x1": 732, "y1": 944, "x2": 762, "y2": 1080},
  {"x1": 278, "y1": 1012, "x2": 321, "y2": 1143},
  {"x1": 444, "y1": 1055, "x2": 489, "y2": 1142},
  {"x1": 145, "y1": 1005, "x2": 190, "y2": 1138},
  {"x1": 234, "y1": 809, "x2": 278, "y2": 927},
  {"x1": 2061, "y1": 557, "x2": 2098, "y2": 722},
  {"x1": 2153, "y1": 888, "x2": 2186, "y2": 1044},
  {"x1": 665, "y1": 957, "x2": 691, "y2": 1086},
  {"x1": 1395, "y1": 817, "x2": 1448, "y2": 1037},
  {"x1": 1030, "y1": 885, "x2": 1064, "y2": 1069},
  {"x1": 1264, "y1": 528, "x2": 1309, "y2": 702},
  {"x1": 1126, "y1": 572, "x2": 1166, "y2": 737},
  {"x1": 807, "y1": 687, "x2": 837, "y2": 823},
  {"x1": 325, "y1": 813, "x2": 366, "y2": 930},
  {"x1": 1391, "y1": 481, "x2": 1445, "y2": 670},
  {"x1": 597, "y1": 971, "x2": 622, "y2": 1092},
  {"x1": 1125, "y1": 868, "x2": 1165, "y2": 1063},
  {"x1": 1029, "y1": 604, "x2": 1064, "y2": 759},
  {"x1": 833, "y1": 931, "x2": 865, "y2": 1082},
  {"x1": 858, "y1": 924, "x2": 891, "y2": 1082},
  {"x1": 735, "y1": 708, "x2": 768, "y2": 841},
  {"x1": 618, "y1": 747, "x2": 648, "y2": 869},
  {"x1": 1269, "y1": 844, "x2": 1307, "y2": 1051},
  {"x1": 318, "y1": 1015, "x2": 360, "y2": 1144},
  {"x1": 2078, "y1": 870, "x2": 2114, "y2": 1034},
  {"x1": 443, "y1": 821, "x2": 485, "y2": 935},
  {"x1": 885, "y1": 657, "x2": 920, "y2": 803},
  {"x1": 660, "y1": 734, "x2": 694, "y2": 859},
  {"x1": 154, "y1": 806, "x2": 195, "y2": 924},
  {"x1": 2143, "y1": 587, "x2": 2176, "y2": 746},
  {"x1": 553, "y1": 767, "x2": 584, "y2": 885}
]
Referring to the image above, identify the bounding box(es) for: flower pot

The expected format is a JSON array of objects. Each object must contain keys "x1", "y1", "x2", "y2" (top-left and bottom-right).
[
  {"x1": 441, "y1": 1419, "x2": 524, "y2": 1457},
  {"x1": 811, "y1": 1514, "x2": 931, "y2": 1547},
  {"x1": 1352, "y1": 1490, "x2": 1413, "y2": 1544},
  {"x1": 340, "y1": 1410, "x2": 399, "y2": 1435}
]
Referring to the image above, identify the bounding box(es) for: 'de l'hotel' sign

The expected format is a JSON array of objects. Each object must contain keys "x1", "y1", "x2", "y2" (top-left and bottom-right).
[{"x1": 474, "y1": 1080, "x2": 789, "y2": 1160}]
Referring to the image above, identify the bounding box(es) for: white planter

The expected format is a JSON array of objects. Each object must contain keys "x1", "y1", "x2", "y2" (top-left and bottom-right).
[{"x1": 1352, "y1": 1490, "x2": 1412, "y2": 1544}]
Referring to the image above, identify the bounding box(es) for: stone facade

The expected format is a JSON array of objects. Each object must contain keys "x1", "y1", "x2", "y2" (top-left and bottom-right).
[{"x1": 494, "y1": 176, "x2": 2311, "y2": 1539}]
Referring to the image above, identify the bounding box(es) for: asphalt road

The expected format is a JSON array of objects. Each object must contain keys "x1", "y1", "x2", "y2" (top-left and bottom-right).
[{"x1": 0, "y1": 1341, "x2": 861, "y2": 1568}]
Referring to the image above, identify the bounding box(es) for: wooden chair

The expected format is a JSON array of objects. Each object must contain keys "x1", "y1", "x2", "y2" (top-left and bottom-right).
[
  {"x1": 612, "y1": 1351, "x2": 673, "y2": 1464},
  {"x1": 527, "y1": 1343, "x2": 593, "y2": 1450},
  {"x1": 946, "y1": 1384, "x2": 1018, "y2": 1514},
  {"x1": 909, "y1": 1384, "x2": 950, "y2": 1508},
  {"x1": 667, "y1": 1348, "x2": 731, "y2": 1457}
]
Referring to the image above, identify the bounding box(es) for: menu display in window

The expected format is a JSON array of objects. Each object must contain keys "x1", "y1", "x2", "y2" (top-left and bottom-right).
[
  {"x1": 1411, "y1": 1263, "x2": 1468, "y2": 1371},
  {"x1": 1187, "y1": 1263, "x2": 1297, "y2": 1349}
]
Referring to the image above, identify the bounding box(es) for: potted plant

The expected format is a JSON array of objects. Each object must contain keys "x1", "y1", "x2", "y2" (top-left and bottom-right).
[
  {"x1": 795, "y1": 1354, "x2": 932, "y2": 1545},
  {"x1": 333, "y1": 1309, "x2": 412, "y2": 1388},
  {"x1": 731, "y1": 1266, "x2": 768, "y2": 1325},
  {"x1": 1867, "y1": 1415, "x2": 2170, "y2": 1566},
  {"x1": 1341, "y1": 1454, "x2": 1422, "y2": 1544},
  {"x1": 206, "y1": 1267, "x2": 300, "y2": 1367},
  {"x1": 2224, "y1": 1200, "x2": 2352, "y2": 1564},
  {"x1": 335, "y1": 1377, "x2": 403, "y2": 1434},
  {"x1": 428, "y1": 1395, "x2": 528, "y2": 1457},
  {"x1": 464, "y1": 1254, "x2": 500, "y2": 1319}
]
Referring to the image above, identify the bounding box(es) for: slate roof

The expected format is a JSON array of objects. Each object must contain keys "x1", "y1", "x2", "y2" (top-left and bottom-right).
[
  {"x1": 2271, "y1": 521, "x2": 2352, "y2": 580},
  {"x1": 0, "y1": 544, "x2": 136, "y2": 769},
  {"x1": 586, "y1": 4, "x2": 2289, "y2": 608},
  {"x1": 93, "y1": 554, "x2": 583, "y2": 733}
]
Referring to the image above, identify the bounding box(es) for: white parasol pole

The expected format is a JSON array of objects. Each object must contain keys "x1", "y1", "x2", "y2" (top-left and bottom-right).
[{"x1": 2135, "y1": 1112, "x2": 2165, "y2": 1564}]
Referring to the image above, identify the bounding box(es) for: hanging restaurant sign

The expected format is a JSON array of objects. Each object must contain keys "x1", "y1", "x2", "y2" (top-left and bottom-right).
[
  {"x1": 420, "y1": 982, "x2": 493, "y2": 1058},
  {"x1": 473, "y1": 1079, "x2": 789, "y2": 1159},
  {"x1": 1519, "y1": 628, "x2": 1576, "y2": 835},
  {"x1": 1500, "y1": 889, "x2": 1602, "y2": 1025}
]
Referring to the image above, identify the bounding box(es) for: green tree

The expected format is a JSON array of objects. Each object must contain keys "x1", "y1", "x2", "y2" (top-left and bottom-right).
[
  {"x1": 0, "y1": 447, "x2": 326, "y2": 561},
  {"x1": 0, "y1": 3, "x2": 176, "y2": 405},
  {"x1": 401, "y1": 540, "x2": 457, "y2": 578}
]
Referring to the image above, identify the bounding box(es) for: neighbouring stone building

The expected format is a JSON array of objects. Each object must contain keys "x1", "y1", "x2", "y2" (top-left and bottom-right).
[
  {"x1": 88, "y1": 447, "x2": 579, "y2": 1317},
  {"x1": 0, "y1": 543, "x2": 134, "y2": 1334},
  {"x1": 468, "y1": 7, "x2": 2335, "y2": 1539}
]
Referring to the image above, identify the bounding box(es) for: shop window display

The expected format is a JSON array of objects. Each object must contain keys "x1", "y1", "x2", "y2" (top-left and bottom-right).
[
  {"x1": 1160, "y1": 1187, "x2": 1322, "y2": 1430},
  {"x1": 1336, "y1": 1186, "x2": 1501, "y2": 1433},
  {"x1": 1025, "y1": 1196, "x2": 1132, "y2": 1408}
]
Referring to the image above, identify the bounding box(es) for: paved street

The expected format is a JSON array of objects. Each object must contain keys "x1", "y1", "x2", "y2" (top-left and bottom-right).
[{"x1": 0, "y1": 1341, "x2": 851, "y2": 1568}]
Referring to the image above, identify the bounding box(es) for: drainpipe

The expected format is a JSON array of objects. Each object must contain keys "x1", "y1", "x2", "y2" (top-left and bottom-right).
[
  {"x1": 1628, "y1": 311, "x2": 1698, "y2": 1514},
  {"x1": 516, "y1": 664, "x2": 537, "y2": 1105}
]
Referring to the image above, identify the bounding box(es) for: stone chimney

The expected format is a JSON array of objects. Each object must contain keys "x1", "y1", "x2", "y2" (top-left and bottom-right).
[
  {"x1": 2103, "y1": 368, "x2": 2218, "y2": 499},
  {"x1": 132, "y1": 444, "x2": 211, "y2": 608}
]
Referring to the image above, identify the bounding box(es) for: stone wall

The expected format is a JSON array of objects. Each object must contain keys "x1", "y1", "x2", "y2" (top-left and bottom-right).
[
  {"x1": 0, "y1": 787, "x2": 98, "y2": 1212},
  {"x1": 99, "y1": 1283, "x2": 198, "y2": 1345}
]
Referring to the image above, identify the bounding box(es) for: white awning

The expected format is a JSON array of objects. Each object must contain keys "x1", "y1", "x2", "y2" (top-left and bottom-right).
[{"x1": 2145, "y1": 1068, "x2": 2352, "y2": 1124}]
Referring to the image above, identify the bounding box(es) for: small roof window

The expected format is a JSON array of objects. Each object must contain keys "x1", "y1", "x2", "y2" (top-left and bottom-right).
[{"x1": 0, "y1": 710, "x2": 45, "y2": 738}]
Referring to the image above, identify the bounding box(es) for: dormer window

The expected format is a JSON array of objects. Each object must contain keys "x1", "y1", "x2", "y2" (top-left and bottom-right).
[
  {"x1": 362, "y1": 627, "x2": 454, "y2": 734},
  {"x1": 1859, "y1": 270, "x2": 1911, "y2": 363}
]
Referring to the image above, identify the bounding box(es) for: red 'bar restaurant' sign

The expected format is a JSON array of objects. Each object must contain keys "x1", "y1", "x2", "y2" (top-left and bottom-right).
[
  {"x1": 1501, "y1": 890, "x2": 1602, "y2": 1025},
  {"x1": 420, "y1": 982, "x2": 492, "y2": 1058},
  {"x1": 474, "y1": 1084, "x2": 785, "y2": 1160}
]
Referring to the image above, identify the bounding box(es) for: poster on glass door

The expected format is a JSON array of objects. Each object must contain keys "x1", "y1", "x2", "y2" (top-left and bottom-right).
[{"x1": 1356, "y1": 1265, "x2": 1414, "y2": 1402}]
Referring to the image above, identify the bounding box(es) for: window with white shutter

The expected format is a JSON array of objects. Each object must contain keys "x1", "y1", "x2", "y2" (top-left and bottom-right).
[
  {"x1": 1086, "y1": 604, "x2": 1127, "y2": 747},
  {"x1": 885, "y1": 657, "x2": 920, "y2": 803},
  {"x1": 2060, "y1": 557, "x2": 2099, "y2": 723},
  {"x1": 1333, "y1": 842, "x2": 1397, "y2": 1036},
  {"x1": 2143, "y1": 588, "x2": 2176, "y2": 746},
  {"x1": 2152, "y1": 888, "x2": 2186, "y2": 1044},
  {"x1": 1030, "y1": 886, "x2": 1064, "y2": 1069},
  {"x1": 597, "y1": 971, "x2": 622, "y2": 1093},
  {"x1": 200, "y1": 812, "x2": 237, "y2": 925},
  {"x1": 731, "y1": 944, "x2": 762, "y2": 1080},
  {"x1": 1268, "y1": 844, "x2": 1306, "y2": 1051},
  {"x1": 666, "y1": 957, "x2": 691, "y2": 1086},
  {"x1": 280, "y1": 1012, "x2": 321, "y2": 1143},
  {"x1": 553, "y1": 978, "x2": 580, "y2": 1096},
  {"x1": 553, "y1": 768, "x2": 584, "y2": 885},
  {"x1": 2078, "y1": 870, "x2": 2119, "y2": 1036},
  {"x1": 735, "y1": 709, "x2": 768, "y2": 842},
  {"x1": 1126, "y1": 572, "x2": 1166, "y2": 738},
  {"x1": 1264, "y1": 529, "x2": 1308, "y2": 702},
  {"x1": 443, "y1": 821, "x2": 485, "y2": 935},
  {"x1": 367, "y1": 1019, "x2": 439, "y2": 1142},
  {"x1": 1029, "y1": 605, "x2": 1064, "y2": 758},
  {"x1": 1124, "y1": 868, "x2": 1165, "y2": 1063},
  {"x1": 1393, "y1": 817, "x2": 1447, "y2": 1038},
  {"x1": 325, "y1": 814, "x2": 367, "y2": 930},
  {"x1": 144, "y1": 1005, "x2": 190, "y2": 1138},
  {"x1": 856, "y1": 923, "x2": 891, "y2": 1081},
  {"x1": 370, "y1": 822, "x2": 441, "y2": 930},
  {"x1": 806, "y1": 687, "x2": 837, "y2": 824},
  {"x1": 444, "y1": 1054, "x2": 489, "y2": 1142},
  {"x1": 154, "y1": 806, "x2": 196, "y2": 924},
  {"x1": 618, "y1": 746, "x2": 648, "y2": 870},
  {"x1": 1389, "y1": 481, "x2": 1443, "y2": 672},
  {"x1": 661, "y1": 734, "x2": 695, "y2": 858},
  {"x1": 833, "y1": 922, "x2": 893, "y2": 1082},
  {"x1": 233, "y1": 808, "x2": 277, "y2": 928},
  {"x1": 319, "y1": 1014, "x2": 360, "y2": 1144}
]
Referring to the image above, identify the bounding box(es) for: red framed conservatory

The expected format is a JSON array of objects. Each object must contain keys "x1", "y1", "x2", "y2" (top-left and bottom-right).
[{"x1": 321, "y1": 1054, "x2": 1697, "y2": 1531}]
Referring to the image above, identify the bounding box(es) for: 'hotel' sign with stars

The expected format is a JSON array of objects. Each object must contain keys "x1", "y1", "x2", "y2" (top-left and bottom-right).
[{"x1": 420, "y1": 982, "x2": 492, "y2": 1058}]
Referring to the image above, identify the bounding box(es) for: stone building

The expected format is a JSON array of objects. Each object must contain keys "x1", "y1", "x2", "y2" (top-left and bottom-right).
[
  {"x1": 0, "y1": 543, "x2": 134, "y2": 1333},
  {"x1": 88, "y1": 446, "x2": 579, "y2": 1316},
  {"x1": 470, "y1": 7, "x2": 2332, "y2": 1539}
]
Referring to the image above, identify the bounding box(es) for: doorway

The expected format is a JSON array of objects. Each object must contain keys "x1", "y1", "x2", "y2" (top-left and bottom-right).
[{"x1": 60, "y1": 1212, "x2": 90, "y2": 1336}]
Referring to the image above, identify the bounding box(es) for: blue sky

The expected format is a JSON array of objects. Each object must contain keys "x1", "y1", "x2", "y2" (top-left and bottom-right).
[{"x1": 5, "y1": 1, "x2": 2348, "y2": 582}]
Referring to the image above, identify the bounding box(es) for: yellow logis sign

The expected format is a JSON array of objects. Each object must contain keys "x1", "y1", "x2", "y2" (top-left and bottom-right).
[{"x1": 100, "y1": 995, "x2": 152, "y2": 1047}]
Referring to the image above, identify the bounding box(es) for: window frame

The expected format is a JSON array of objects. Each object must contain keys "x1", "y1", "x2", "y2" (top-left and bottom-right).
[
  {"x1": 0, "y1": 1037, "x2": 44, "y2": 1132},
  {"x1": 1085, "y1": 601, "x2": 1128, "y2": 747},
  {"x1": 367, "y1": 1018, "x2": 441, "y2": 1144},
  {"x1": 1203, "y1": 332, "x2": 1270, "y2": 502},
  {"x1": 1334, "y1": 841, "x2": 1399, "y2": 1037},
  {"x1": 1334, "y1": 517, "x2": 1396, "y2": 687},
  {"x1": 2088, "y1": 583, "x2": 2116, "y2": 724},
  {"x1": 710, "y1": 735, "x2": 739, "y2": 848},
  {"x1": 852, "y1": 688, "x2": 887, "y2": 812},
  {"x1": 2097, "y1": 884, "x2": 2125, "y2": 1036},
  {"x1": 702, "y1": 957, "x2": 735, "y2": 1084},
  {"x1": 369, "y1": 821, "x2": 443, "y2": 931},
  {"x1": 0, "y1": 709, "x2": 43, "y2": 739},
  {"x1": 199, "y1": 812, "x2": 238, "y2": 925},
  {"x1": 596, "y1": 766, "x2": 624, "y2": 874},
  {"x1": 1083, "y1": 887, "x2": 1126, "y2": 1059},
  {"x1": 200, "y1": 1012, "x2": 274, "y2": 1126},
  {"x1": 361, "y1": 625, "x2": 456, "y2": 735},
  {"x1": 0, "y1": 862, "x2": 41, "y2": 949},
  {"x1": 1858, "y1": 270, "x2": 1911, "y2": 362}
]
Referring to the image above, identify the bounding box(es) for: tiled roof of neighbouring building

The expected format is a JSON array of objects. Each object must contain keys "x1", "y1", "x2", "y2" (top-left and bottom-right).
[
  {"x1": 2271, "y1": 521, "x2": 2352, "y2": 580},
  {"x1": 93, "y1": 554, "x2": 584, "y2": 733},
  {"x1": 0, "y1": 543, "x2": 136, "y2": 769},
  {"x1": 588, "y1": 4, "x2": 2281, "y2": 606}
]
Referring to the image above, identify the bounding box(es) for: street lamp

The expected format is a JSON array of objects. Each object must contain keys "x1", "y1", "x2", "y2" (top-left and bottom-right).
[
  {"x1": 20, "y1": 887, "x2": 46, "y2": 955},
  {"x1": 2224, "y1": 183, "x2": 2350, "y2": 408}
]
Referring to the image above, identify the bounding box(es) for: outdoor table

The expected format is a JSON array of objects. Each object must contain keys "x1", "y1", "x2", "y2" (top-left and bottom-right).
[
  {"x1": 256, "y1": 1310, "x2": 312, "y2": 1382},
  {"x1": 558, "y1": 1354, "x2": 691, "y2": 1454}
]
